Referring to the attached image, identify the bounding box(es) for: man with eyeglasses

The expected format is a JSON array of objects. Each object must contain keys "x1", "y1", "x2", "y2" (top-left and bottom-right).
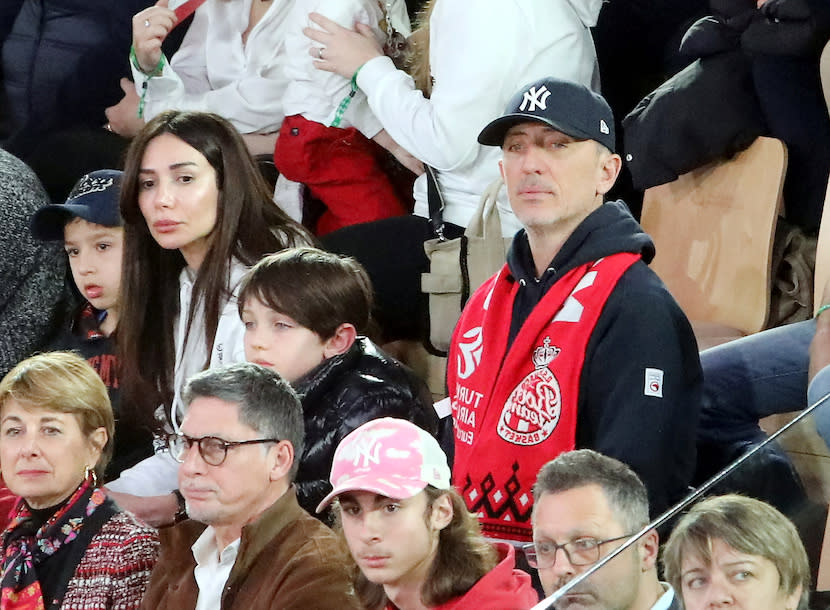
[
  {"x1": 528, "y1": 449, "x2": 678, "y2": 609},
  {"x1": 139, "y1": 362, "x2": 361, "y2": 610}
]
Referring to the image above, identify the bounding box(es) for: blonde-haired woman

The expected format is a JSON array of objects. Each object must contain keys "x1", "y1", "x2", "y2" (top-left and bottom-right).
[
  {"x1": 0, "y1": 352, "x2": 158, "y2": 609},
  {"x1": 663, "y1": 494, "x2": 810, "y2": 610}
]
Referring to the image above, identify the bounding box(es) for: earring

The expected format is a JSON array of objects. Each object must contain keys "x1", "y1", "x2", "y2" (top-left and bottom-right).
[{"x1": 84, "y1": 465, "x2": 99, "y2": 488}]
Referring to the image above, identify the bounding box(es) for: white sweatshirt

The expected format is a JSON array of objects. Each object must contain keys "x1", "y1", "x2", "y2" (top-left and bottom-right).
[
  {"x1": 281, "y1": 0, "x2": 410, "y2": 137},
  {"x1": 356, "y1": 0, "x2": 603, "y2": 236},
  {"x1": 107, "y1": 260, "x2": 248, "y2": 496}
]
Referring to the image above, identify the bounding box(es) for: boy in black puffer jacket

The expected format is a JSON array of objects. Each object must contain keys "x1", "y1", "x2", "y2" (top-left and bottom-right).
[{"x1": 238, "y1": 247, "x2": 446, "y2": 518}]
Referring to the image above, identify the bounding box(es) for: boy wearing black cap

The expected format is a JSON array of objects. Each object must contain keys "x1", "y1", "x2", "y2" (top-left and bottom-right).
[
  {"x1": 446, "y1": 77, "x2": 702, "y2": 546},
  {"x1": 31, "y1": 169, "x2": 151, "y2": 478}
]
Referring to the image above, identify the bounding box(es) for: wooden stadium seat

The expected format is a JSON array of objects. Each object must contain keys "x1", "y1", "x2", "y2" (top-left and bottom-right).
[{"x1": 640, "y1": 136, "x2": 788, "y2": 349}]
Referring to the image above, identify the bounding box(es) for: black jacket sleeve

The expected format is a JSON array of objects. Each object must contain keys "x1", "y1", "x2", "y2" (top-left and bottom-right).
[{"x1": 577, "y1": 263, "x2": 702, "y2": 517}]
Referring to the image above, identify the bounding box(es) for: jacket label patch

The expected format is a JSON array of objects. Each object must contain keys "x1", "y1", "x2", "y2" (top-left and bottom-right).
[{"x1": 644, "y1": 368, "x2": 664, "y2": 398}]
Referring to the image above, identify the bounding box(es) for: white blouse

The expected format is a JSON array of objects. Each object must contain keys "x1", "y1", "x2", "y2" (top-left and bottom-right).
[{"x1": 132, "y1": 0, "x2": 294, "y2": 134}]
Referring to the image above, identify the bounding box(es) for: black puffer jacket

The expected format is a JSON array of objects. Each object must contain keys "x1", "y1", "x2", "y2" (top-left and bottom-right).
[{"x1": 293, "y1": 337, "x2": 443, "y2": 517}]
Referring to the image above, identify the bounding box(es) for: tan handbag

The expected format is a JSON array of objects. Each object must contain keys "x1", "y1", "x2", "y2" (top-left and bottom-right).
[{"x1": 421, "y1": 174, "x2": 512, "y2": 355}]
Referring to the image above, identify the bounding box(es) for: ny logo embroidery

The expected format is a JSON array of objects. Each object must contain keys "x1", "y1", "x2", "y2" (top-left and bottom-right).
[
  {"x1": 349, "y1": 436, "x2": 382, "y2": 468},
  {"x1": 519, "y1": 86, "x2": 551, "y2": 112}
]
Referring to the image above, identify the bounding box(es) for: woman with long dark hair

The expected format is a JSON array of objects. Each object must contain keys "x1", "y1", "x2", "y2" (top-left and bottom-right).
[{"x1": 106, "y1": 110, "x2": 310, "y2": 522}]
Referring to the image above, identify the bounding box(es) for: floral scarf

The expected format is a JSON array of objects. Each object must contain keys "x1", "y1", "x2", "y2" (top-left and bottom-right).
[{"x1": 0, "y1": 481, "x2": 105, "y2": 610}]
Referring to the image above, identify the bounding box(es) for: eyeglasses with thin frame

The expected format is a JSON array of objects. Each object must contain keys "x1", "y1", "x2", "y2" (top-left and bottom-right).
[
  {"x1": 167, "y1": 433, "x2": 280, "y2": 466},
  {"x1": 522, "y1": 534, "x2": 634, "y2": 570}
]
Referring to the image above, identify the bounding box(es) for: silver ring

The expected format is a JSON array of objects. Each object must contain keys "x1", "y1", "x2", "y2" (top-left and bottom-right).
[
  {"x1": 104, "y1": 123, "x2": 113, "y2": 132},
  {"x1": 144, "y1": 19, "x2": 151, "y2": 27},
  {"x1": 317, "y1": 47, "x2": 324, "y2": 60}
]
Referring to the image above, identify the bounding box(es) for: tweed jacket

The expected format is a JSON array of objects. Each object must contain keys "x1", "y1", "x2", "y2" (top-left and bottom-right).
[{"x1": 47, "y1": 509, "x2": 158, "y2": 609}]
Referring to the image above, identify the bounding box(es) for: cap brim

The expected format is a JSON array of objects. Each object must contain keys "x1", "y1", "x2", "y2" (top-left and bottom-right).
[
  {"x1": 30, "y1": 206, "x2": 76, "y2": 241},
  {"x1": 477, "y1": 114, "x2": 596, "y2": 147},
  {"x1": 315, "y1": 474, "x2": 427, "y2": 514},
  {"x1": 30, "y1": 202, "x2": 121, "y2": 241}
]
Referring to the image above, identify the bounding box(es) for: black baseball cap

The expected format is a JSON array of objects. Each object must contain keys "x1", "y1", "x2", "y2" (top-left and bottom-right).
[
  {"x1": 31, "y1": 169, "x2": 124, "y2": 241},
  {"x1": 478, "y1": 76, "x2": 616, "y2": 153}
]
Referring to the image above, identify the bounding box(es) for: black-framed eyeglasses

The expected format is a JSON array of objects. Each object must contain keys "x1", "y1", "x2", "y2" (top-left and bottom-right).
[
  {"x1": 522, "y1": 534, "x2": 634, "y2": 569},
  {"x1": 167, "y1": 433, "x2": 279, "y2": 466}
]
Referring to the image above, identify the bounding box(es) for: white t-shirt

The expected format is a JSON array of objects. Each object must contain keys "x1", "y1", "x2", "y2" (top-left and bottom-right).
[{"x1": 281, "y1": 0, "x2": 410, "y2": 137}]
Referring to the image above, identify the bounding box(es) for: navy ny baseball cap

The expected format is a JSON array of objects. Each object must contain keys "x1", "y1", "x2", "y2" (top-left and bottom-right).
[
  {"x1": 31, "y1": 169, "x2": 124, "y2": 241},
  {"x1": 478, "y1": 76, "x2": 616, "y2": 153}
]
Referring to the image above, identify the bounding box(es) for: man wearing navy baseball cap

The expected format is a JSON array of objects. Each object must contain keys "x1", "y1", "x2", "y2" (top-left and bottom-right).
[{"x1": 446, "y1": 77, "x2": 702, "y2": 546}]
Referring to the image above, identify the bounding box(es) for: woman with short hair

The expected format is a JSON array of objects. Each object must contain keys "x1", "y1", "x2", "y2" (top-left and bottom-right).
[
  {"x1": 0, "y1": 351, "x2": 158, "y2": 609},
  {"x1": 663, "y1": 494, "x2": 810, "y2": 610}
]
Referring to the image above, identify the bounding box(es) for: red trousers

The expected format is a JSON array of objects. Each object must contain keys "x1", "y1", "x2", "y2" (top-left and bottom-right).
[{"x1": 274, "y1": 115, "x2": 409, "y2": 235}]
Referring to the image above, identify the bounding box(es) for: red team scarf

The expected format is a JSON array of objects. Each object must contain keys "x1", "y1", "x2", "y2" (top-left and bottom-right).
[{"x1": 447, "y1": 253, "x2": 639, "y2": 542}]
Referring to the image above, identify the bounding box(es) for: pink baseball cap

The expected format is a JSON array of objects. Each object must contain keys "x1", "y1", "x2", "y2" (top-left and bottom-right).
[{"x1": 316, "y1": 418, "x2": 451, "y2": 513}]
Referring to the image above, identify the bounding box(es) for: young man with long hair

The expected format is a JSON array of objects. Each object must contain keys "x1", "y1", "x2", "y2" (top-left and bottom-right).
[{"x1": 317, "y1": 417, "x2": 537, "y2": 609}]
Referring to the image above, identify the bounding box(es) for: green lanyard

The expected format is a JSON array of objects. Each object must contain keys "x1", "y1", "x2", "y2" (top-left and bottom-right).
[
  {"x1": 330, "y1": 64, "x2": 365, "y2": 128},
  {"x1": 130, "y1": 45, "x2": 166, "y2": 118}
]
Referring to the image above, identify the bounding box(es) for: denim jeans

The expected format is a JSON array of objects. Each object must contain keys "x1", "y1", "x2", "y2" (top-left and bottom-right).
[{"x1": 699, "y1": 319, "x2": 815, "y2": 446}]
